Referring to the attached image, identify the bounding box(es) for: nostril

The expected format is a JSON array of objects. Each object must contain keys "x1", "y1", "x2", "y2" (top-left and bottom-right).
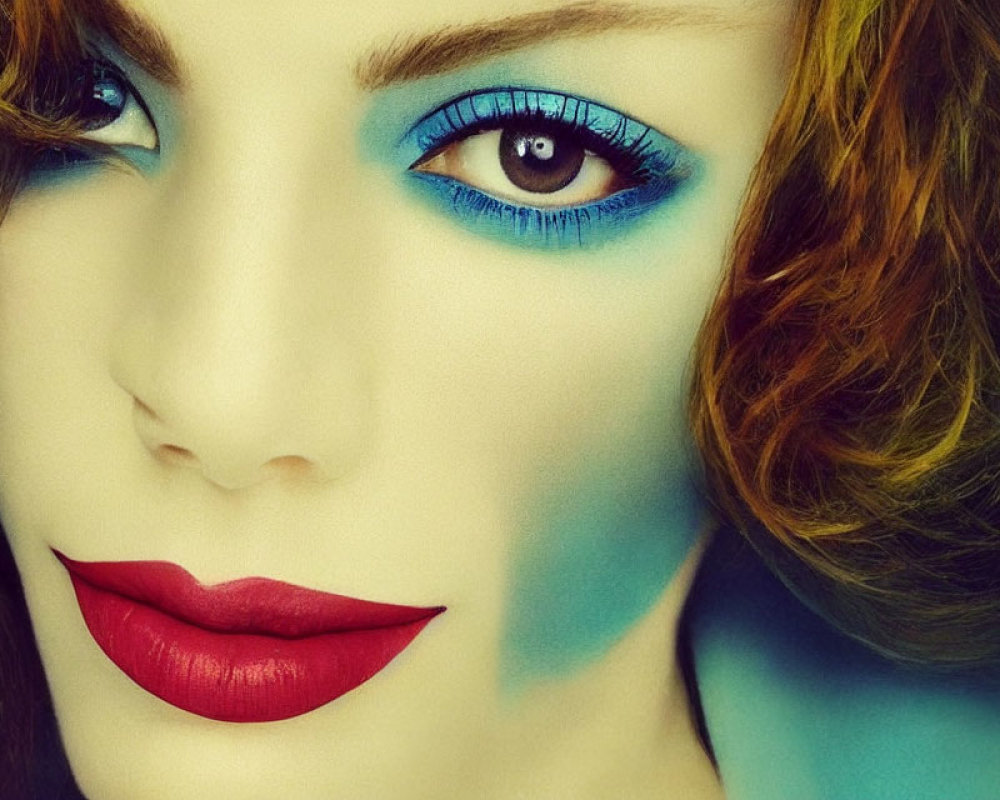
[
  {"x1": 264, "y1": 455, "x2": 316, "y2": 481},
  {"x1": 156, "y1": 443, "x2": 196, "y2": 466}
]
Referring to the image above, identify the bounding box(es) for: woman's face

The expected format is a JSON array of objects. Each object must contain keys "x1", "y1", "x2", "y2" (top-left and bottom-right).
[{"x1": 0, "y1": 1, "x2": 793, "y2": 797}]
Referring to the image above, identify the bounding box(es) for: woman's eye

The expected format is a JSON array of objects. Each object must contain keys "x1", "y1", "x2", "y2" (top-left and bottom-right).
[
  {"x1": 413, "y1": 126, "x2": 627, "y2": 208},
  {"x1": 402, "y1": 89, "x2": 700, "y2": 250},
  {"x1": 74, "y1": 60, "x2": 157, "y2": 151},
  {"x1": 29, "y1": 59, "x2": 157, "y2": 175},
  {"x1": 77, "y1": 62, "x2": 159, "y2": 150}
]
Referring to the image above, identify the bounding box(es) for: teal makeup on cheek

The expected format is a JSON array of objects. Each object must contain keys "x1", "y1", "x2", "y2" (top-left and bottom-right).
[
  {"x1": 361, "y1": 79, "x2": 702, "y2": 251},
  {"x1": 501, "y1": 464, "x2": 704, "y2": 691}
]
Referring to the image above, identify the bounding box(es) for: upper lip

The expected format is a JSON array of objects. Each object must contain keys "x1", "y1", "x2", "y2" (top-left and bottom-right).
[{"x1": 53, "y1": 549, "x2": 444, "y2": 638}]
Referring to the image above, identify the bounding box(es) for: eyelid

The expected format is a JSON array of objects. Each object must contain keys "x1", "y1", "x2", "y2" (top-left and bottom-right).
[{"x1": 402, "y1": 87, "x2": 690, "y2": 167}]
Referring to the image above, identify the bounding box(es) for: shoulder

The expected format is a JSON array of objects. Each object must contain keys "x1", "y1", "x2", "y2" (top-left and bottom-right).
[{"x1": 685, "y1": 531, "x2": 1000, "y2": 800}]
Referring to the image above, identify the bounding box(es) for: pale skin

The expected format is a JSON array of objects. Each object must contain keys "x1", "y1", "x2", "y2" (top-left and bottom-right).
[{"x1": 0, "y1": 1, "x2": 795, "y2": 798}]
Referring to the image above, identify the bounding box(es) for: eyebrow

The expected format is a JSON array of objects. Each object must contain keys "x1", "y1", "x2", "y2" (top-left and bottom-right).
[{"x1": 354, "y1": 1, "x2": 741, "y2": 91}]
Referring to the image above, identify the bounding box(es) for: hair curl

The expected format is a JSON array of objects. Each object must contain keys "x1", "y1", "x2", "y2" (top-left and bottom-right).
[{"x1": 692, "y1": 0, "x2": 1000, "y2": 670}]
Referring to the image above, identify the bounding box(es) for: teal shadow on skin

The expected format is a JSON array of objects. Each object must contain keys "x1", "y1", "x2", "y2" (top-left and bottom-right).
[
  {"x1": 501, "y1": 463, "x2": 704, "y2": 692},
  {"x1": 688, "y1": 531, "x2": 1000, "y2": 800}
]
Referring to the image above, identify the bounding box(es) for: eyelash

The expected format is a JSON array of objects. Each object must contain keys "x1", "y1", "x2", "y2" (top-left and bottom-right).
[{"x1": 402, "y1": 88, "x2": 699, "y2": 250}]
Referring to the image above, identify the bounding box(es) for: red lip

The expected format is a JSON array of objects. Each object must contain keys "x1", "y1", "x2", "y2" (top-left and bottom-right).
[{"x1": 54, "y1": 549, "x2": 444, "y2": 723}]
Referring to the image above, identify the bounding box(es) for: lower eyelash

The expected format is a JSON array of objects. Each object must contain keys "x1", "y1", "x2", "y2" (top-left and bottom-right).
[
  {"x1": 32, "y1": 147, "x2": 95, "y2": 170},
  {"x1": 450, "y1": 181, "x2": 597, "y2": 247},
  {"x1": 411, "y1": 171, "x2": 681, "y2": 250},
  {"x1": 24, "y1": 145, "x2": 111, "y2": 189}
]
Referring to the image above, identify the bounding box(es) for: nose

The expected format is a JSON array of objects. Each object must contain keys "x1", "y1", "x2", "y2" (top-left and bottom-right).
[{"x1": 110, "y1": 133, "x2": 374, "y2": 492}]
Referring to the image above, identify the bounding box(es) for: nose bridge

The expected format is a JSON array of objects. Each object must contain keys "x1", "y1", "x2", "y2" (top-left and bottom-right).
[{"x1": 112, "y1": 111, "x2": 373, "y2": 489}]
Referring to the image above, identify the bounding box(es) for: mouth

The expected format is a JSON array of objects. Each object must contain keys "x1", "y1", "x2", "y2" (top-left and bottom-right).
[{"x1": 53, "y1": 549, "x2": 445, "y2": 723}]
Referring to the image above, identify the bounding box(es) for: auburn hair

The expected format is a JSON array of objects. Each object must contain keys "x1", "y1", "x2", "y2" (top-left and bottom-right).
[{"x1": 692, "y1": 0, "x2": 1000, "y2": 669}]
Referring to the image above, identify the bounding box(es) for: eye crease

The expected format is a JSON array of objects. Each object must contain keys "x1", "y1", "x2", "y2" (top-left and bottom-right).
[{"x1": 403, "y1": 88, "x2": 700, "y2": 250}]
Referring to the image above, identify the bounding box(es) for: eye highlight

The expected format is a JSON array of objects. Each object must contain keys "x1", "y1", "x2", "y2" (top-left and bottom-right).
[{"x1": 403, "y1": 88, "x2": 700, "y2": 250}]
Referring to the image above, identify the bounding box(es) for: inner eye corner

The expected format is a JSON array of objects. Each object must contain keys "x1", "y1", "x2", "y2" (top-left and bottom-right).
[{"x1": 409, "y1": 145, "x2": 444, "y2": 171}]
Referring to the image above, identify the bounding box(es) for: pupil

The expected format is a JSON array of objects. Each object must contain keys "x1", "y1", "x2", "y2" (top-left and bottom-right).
[{"x1": 499, "y1": 128, "x2": 585, "y2": 194}]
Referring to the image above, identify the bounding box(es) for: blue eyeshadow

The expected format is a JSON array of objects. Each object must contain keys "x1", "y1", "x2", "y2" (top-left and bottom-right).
[{"x1": 398, "y1": 87, "x2": 702, "y2": 250}]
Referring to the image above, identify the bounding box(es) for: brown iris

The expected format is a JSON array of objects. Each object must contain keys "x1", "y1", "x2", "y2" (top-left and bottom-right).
[{"x1": 498, "y1": 128, "x2": 585, "y2": 193}]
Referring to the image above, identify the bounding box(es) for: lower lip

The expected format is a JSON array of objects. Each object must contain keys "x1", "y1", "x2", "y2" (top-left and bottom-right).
[{"x1": 64, "y1": 569, "x2": 442, "y2": 723}]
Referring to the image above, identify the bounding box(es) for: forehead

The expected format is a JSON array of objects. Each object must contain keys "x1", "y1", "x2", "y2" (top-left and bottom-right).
[{"x1": 121, "y1": 0, "x2": 798, "y2": 85}]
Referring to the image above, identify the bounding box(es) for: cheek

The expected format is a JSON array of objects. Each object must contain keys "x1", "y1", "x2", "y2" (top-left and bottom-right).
[
  {"x1": 370, "y1": 200, "x2": 727, "y2": 688},
  {"x1": 0, "y1": 184, "x2": 127, "y2": 518},
  {"x1": 464, "y1": 271, "x2": 717, "y2": 689}
]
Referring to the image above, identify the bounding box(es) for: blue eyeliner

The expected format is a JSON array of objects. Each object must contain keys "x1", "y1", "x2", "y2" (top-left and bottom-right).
[{"x1": 400, "y1": 87, "x2": 701, "y2": 250}]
